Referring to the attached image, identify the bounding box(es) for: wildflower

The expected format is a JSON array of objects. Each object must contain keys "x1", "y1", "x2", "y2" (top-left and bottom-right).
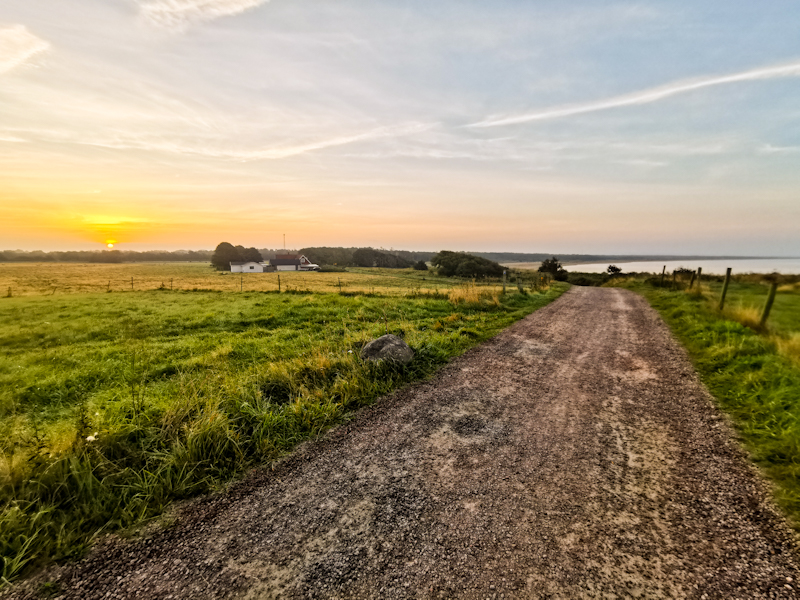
[{"x1": 86, "y1": 432, "x2": 98, "y2": 442}]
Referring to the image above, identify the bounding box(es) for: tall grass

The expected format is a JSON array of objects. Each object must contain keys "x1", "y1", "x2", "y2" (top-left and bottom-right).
[
  {"x1": 447, "y1": 281, "x2": 500, "y2": 306},
  {"x1": 0, "y1": 284, "x2": 566, "y2": 583}
]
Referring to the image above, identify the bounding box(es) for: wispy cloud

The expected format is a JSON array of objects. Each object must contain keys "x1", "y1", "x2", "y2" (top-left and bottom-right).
[
  {"x1": 3, "y1": 122, "x2": 432, "y2": 161},
  {"x1": 0, "y1": 25, "x2": 49, "y2": 75},
  {"x1": 233, "y1": 123, "x2": 434, "y2": 160},
  {"x1": 138, "y1": 0, "x2": 270, "y2": 31},
  {"x1": 758, "y1": 144, "x2": 800, "y2": 154},
  {"x1": 470, "y1": 61, "x2": 800, "y2": 127}
]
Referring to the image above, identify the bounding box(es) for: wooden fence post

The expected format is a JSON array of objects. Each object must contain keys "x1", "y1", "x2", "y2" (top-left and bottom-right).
[
  {"x1": 718, "y1": 268, "x2": 732, "y2": 310},
  {"x1": 660, "y1": 265, "x2": 666, "y2": 287},
  {"x1": 502, "y1": 270, "x2": 507, "y2": 294},
  {"x1": 131, "y1": 277, "x2": 134, "y2": 291},
  {"x1": 277, "y1": 274, "x2": 281, "y2": 293},
  {"x1": 6, "y1": 286, "x2": 10, "y2": 298},
  {"x1": 170, "y1": 278, "x2": 173, "y2": 291},
  {"x1": 671, "y1": 270, "x2": 676, "y2": 290},
  {"x1": 759, "y1": 282, "x2": 779, "y2": 328},
  {"x1": 689, "y1": 271, "x2": 696, "y2": 289},
  {"x1": 338, "y1": 277, "x2": 342, "y2": 292},
  {"x1": 107, "y1": 280, "x2": 111, "y2": 292},
  {"x1": 240, "y1": 275, "x2": 243, "y2": 292}
]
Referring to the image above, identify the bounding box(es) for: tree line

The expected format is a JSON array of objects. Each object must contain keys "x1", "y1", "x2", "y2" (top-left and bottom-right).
[{"x1": 0, "y1": 249, "x2": 215, "y2": 263}]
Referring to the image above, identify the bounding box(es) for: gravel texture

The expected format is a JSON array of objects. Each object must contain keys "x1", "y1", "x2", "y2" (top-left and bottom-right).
[{"x1": 7, "y1": 286, "x2": 800, "y2": 599}]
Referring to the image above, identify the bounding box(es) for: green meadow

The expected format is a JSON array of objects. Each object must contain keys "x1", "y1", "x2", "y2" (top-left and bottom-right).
[{"x1": 0, "y1": 278, "x2": 565, "y2": 583}]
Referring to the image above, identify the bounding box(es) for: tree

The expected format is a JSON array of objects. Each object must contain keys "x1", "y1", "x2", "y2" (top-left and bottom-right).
[
  {"x1": 538, "y1": 256, "x2": 568, "y2": 281},
  {"x1": 538, "y1": 256, "x2": 563, "y2": 275},
  {"x1": 430, "y1": 251, "x2": 504, "y2": 278},
  {"x1": 413, "y1": 260, "x2": 428, "y2": 271},
  {"x1": 211, "y1": 242, "x2": 241, "y2": 270},
  {"x1": 239, "y1": 247, "x2": 263, "y2": 262},
  {"x1": 607, "y1": 265, "x2": 622, "y2": 275},
  {"x1": 352, "y1": 248, "x2": 412, "y2": 268}
]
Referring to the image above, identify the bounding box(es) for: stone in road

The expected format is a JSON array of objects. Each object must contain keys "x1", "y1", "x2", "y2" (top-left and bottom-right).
[{"x1": 11, "y1": 287, "x2": 800, "y2": 599}]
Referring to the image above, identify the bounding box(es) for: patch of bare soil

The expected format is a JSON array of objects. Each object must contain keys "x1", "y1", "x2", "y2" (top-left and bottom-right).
[{"x1": 7, "y1": 287, "x2": 800, "y2": 599}]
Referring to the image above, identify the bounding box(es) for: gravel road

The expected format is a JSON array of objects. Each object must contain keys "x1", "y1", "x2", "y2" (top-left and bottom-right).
[{"x1": 8, "y1": 287, "x2": 800, "y2": 599}]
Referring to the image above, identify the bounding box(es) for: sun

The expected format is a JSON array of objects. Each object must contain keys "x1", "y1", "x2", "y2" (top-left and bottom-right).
[
  {"x1": 107, "y1": 243, "x2": 114, "y2": 248},
  {"x1": 105, "y1": 239, "x2": 117, "y2": 249}
]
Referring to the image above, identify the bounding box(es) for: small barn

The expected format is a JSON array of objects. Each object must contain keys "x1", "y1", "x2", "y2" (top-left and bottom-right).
[{"x1": 230, "y1": 261, "x2": 274, "y2": 273}]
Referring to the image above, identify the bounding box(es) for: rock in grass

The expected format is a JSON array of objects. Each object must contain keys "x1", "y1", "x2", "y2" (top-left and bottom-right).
[{"x1": 360, "y1": 334, "x2": 414, "y2": 364}]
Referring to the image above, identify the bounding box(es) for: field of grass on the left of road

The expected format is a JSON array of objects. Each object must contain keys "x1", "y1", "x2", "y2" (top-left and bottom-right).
[{"x1": 0, "y1": 281, "x2": 567, "y2": 584}]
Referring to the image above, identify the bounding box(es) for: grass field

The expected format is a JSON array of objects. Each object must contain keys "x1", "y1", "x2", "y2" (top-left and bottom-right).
[
  {"x1": 0, "y1": 262, "x2": 515, "y2": 297},
  {"x1": 617, "y1": 278, "x2": 800, "y2": 529},
  {"x1": 700, "y1": 279, "x2": 800, "y2": 337},
  {"x1": 0, "y1": 270, "x2": 566, "y2": 583}
]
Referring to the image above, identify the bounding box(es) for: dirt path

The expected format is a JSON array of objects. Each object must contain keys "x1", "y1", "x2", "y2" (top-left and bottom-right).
[{"x1": 9, "y1": 287, "x2": 800, "y2": 599}]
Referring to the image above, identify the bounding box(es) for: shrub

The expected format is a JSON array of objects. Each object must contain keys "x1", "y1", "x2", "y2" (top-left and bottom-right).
[
  {"x1": 431, "y1": 251, "x2": 503, "y2": 278},
  {"x1": 413, "y1": 260, "x2": 428, "y2": 271}
]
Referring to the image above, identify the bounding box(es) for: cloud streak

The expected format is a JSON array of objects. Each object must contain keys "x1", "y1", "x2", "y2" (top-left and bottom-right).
[
  {"x1": 0, "y1": 25, "x2": 49, "y2": 75},
  {"x1": 138, "y1": 0, "x2": 270, "y2": 30},
  {"x1": 470, "y1": 61, "x2": 800, "y2": 127},
  {"x1": 3, "y1": 121, "x2": 433, "y2": 161}
]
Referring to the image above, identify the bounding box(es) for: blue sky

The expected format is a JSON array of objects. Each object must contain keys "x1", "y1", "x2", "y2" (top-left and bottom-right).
[{"x1": 1, "y1": 1, "x2": 799, "y2": 254}]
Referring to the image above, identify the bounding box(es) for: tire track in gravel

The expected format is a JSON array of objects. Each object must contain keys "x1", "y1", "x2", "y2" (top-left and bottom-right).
[{"x1": 7, "y1": 286, "x2": 800, "y2": 599}]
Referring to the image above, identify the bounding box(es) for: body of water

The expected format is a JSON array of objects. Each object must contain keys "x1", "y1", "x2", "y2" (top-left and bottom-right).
[{"x1": 567, "y1": 258, "x2": 800, "y2": 275}]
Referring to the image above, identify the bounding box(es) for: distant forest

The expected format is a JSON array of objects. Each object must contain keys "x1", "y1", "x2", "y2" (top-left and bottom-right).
[{"x1": 0, "y1": 248, "x2": 760, "y2": 265}]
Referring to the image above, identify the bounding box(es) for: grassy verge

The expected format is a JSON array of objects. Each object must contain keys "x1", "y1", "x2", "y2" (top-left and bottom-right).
[
  {"x1": 0, "y1": 282, "x2": 566, "y2": 583},
  {"x1": 616, "y1": 280, "x2": 800, "y2": 527}
]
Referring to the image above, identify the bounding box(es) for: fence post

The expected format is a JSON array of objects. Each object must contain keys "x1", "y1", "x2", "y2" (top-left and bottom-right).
[
  {"x1": 240, "y1": 275, "x2": 243, "y2": 292},
  {"x1": 689, "y1": 271, "x2": 696, "y2": 289},
  {"x1": 170, "y1": 278, "x2": 173, "y2": 291},
  {"x1": 6, "y1": 286, "x2": 10, "y2": 298},
  {"x1": 278, "y1": 274, "x2": 281, "y2": 293},
  {"x1": 671, "y1": 270, "x2": 676, "y2": 290},
  {"x1": 502, "y1": 270, "x2": 507, "y2": 294},
  {"x1": 131, "y1": 277, "x2": 134, "y2": 291},
  {"x1": 718, "y1": 268, "x2": 732, "y2": 310},
  {"x1": 697, "y1": 267, "x2": 702, "y2": 281},
  {"x1": 759, "y1": 282, "x2": 779, "y2": 328},
  {"x1": 660, "y1": 265, "x2": 666, "y2": 287},
  {"x1": 107, "y1": 280, "x2": 111, "y2": 292},
  {"x1": 338, "y1": 277, "x2": 342, "y2": 292}
]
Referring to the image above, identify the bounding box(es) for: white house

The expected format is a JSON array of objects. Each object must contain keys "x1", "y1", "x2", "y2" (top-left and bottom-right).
[
  {"x1": 270, "y1": 254, "x2": 320, "y2": 271},
  {"x1": 230, "y1": 261, "x2": 273, "y2": 273}
]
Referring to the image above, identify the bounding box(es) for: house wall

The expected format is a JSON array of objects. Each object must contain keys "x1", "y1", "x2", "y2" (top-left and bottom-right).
[
  {"x1": 275, "y1": 264, "x2": 299, "y2": 271},
  {"x1": 231, "y1": 262, "x2": 265, "y2": 273}
]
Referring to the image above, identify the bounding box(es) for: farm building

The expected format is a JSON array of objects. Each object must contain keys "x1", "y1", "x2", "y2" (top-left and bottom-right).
[
  {"x1": 230, "y1": 261, "x2": 275, "y2": 273},
  {"x1": 271, "y1": 254, "x2": 320, "y2": 271}
]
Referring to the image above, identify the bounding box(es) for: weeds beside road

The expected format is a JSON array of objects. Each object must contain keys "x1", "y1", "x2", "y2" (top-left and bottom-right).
[
  {"x1": 616, "y1": 280, "x2": 800, "y2": 529},
  {"x1": 0, "y1": 282, "x2": 565, "y2": 584}
]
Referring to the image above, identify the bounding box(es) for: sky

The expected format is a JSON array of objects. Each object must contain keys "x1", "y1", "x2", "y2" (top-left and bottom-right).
[{"x1": 1, "y1": 0, "x2": 799, "y2": 255}]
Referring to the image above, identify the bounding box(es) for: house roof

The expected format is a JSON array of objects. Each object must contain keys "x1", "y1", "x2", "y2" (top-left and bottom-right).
[
  {"x1": 230, "y1": 261, "x2": 264, "y2": 266},
  {"x1": 271, "y1": 258, "x2": 301, "y2": 266}
]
